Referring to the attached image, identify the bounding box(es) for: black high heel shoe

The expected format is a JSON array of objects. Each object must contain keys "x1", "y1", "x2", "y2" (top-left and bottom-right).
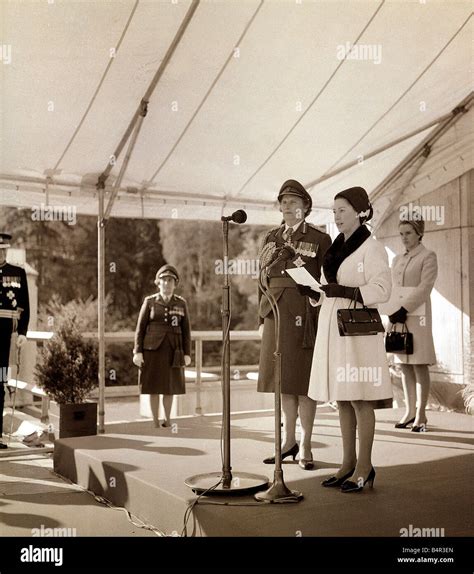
[
  {"x1": 411, "y1": 420, "x2": 428, "y2": 433},
  {"x1": 263, "y1": 443, "x2": 299, "y2": 464},
  {"x1": 340, "y1": 467, "x2": 376, "y2": 493},
  {"x1": 394, "y1": 416, "x2": 415, "y2": 429},
  {"x1": 321, "y1": 467, "x2": 355, "y2": 488},
  {"x1": 298, "y1": 455, "x2": 314, "y2": 470}
]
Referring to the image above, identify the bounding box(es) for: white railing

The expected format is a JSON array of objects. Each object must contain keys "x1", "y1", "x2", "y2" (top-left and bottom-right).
[{"x1": 21, "y1": 330, "x2": 260, "y2": 421}]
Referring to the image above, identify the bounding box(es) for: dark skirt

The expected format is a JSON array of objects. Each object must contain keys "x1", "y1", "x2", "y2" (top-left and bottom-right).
[
  {"x1": 257, "y1": 290, "x2": 314, "y2": 396},
  {"x1": 139, "y1": 334, "x2": 185, "y2": 395}
]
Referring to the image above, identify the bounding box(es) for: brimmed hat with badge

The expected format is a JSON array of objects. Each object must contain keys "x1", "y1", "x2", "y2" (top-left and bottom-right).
[
  {"x1": 0, "y1": 233, "x2": 12, "y2": 249},
  {"x1": 155, "y1": 264, "x2": 179, "y2": 284},
  {"x1": 278, "y1": 179, "x2": 313, "y2": 217}
]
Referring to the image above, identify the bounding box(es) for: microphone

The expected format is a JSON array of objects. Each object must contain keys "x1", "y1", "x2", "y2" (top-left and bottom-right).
[
  {"x1": 266, "y1": 245, "x2": 296, "y2": 274},
  {"x1": 221, "y1": 209, "x2": 247, "y2": 224}
]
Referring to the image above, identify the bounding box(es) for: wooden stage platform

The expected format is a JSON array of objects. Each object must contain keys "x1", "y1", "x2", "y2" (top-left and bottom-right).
[{"x1": 53, "y1": 408, "x2": 473, "y2": 537}]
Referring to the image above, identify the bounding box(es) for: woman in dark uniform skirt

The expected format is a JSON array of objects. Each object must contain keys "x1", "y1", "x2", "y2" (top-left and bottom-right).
[
  {"x1": 133, "y1": 265, "x2": 191, "y2": 427},
  {"x1": 258, "y1": 180, "x2": 331, "y2": 469}
]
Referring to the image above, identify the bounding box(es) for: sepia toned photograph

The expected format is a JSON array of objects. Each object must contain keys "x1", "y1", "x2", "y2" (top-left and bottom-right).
[{"x1": 0, "y1": 0, "x2": 472, "y2": 570}]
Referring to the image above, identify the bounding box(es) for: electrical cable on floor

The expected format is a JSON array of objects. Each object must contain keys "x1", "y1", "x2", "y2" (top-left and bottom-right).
[
  {"x1": 50, "y1": 470, "x2": 167, "y2": 537},
  {"x1": 181, "y1": 479, "x2": 223, "y2": 537}
]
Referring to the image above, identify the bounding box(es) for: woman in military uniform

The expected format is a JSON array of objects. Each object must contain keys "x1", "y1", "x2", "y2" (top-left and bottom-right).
[
  {"x1": 257, "y1": 180, "x2": 332, "y2": 469},
  {"x1": 133, "y1": 265, "x2": 191, "y2": 428}
]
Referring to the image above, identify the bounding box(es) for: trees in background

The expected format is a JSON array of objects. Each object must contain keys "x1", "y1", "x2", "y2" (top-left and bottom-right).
[{"x1": 1, "y1": 206, "x2": 269, "y2": 383}]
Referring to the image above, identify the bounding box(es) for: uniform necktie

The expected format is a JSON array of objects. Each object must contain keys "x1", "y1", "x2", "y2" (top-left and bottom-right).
[{"x1": 284, "y1": 227, "x2": 294, "y2": 241}]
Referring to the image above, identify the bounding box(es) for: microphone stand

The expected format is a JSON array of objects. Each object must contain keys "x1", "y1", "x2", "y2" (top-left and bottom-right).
[
  {"x1": 254, "y1": 263, "x2": 303, "y2": 503},
  {"x1": 184, "y1": 217, "x2": 269, "y2": 495}
]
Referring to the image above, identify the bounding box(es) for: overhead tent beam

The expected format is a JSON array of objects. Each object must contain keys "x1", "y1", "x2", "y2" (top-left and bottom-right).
[
  {"x1": 305, "y1": 111, "x2": 455, "y2": 190},
  {"x1": 372, "y1": 92, "x2": 474, "y2": 232},
  {"x1": 0, "y1": 178, "x2": 336, "y2": 218},
  {"x1": 0, "y1": 173, "x2": 278, "y2": 212},
  {"x1": 96, "y1": 0, "x2": 201, "y2": 434},
  {"x1": 104, "y1": 100, "x2": 149, "y2": 220}
]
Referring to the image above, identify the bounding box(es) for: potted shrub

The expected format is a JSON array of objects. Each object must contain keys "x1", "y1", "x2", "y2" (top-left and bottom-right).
[{"x1": 36, "y1": 317, "x2": 99, "y2": 439}]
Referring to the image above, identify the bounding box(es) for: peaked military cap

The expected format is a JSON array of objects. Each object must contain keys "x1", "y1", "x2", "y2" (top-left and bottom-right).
[
  {"x1": 155, "y1": 264, "x2": 179, "y2": 284},
  {"x1": 278, "y1": 179, "x2": 312, "y2": 216},
  {"x1": 0, "y1": 233, "x2": 12, "y2": 249}
]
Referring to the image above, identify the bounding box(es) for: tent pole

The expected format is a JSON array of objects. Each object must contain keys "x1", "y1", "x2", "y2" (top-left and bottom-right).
[
  {"x1": 91, "y1": 1, "x2": 200, "y2": 434},
  {"x1": 97, "y1": 185, "x2": 106, "y2": 434},
  {"x1": 104, "y1": 102, "x2": 147, "y2": 220}
]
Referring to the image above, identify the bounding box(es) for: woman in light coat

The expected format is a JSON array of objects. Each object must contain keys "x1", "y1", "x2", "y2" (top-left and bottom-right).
[
  {"x1": 389, "y1": 216, "x2": 438, "y2": 432},
  {"x1": 307, "y1": 187, "x2": 392, "y2": 493}
]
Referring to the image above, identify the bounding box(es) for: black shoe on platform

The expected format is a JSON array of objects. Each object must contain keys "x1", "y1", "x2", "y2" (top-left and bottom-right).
[
  {"x1": 411, "y1": 420, "x2": 428, "y2": 433},
  {"x1": 0, "y1": 442, "x2": 8, "y2": 449},
  {"x1": 263, "y1": 443, "x2": 298, "y2": 464},
  {"x1": 340, "y1": 467, "x2": 376, "y2": 493},
  {"x1": 394, "y1": 416, "x2": 415, "y2": 429},
  {"x1": 321, "y1": 467, "x2": 355, "y2": 488},
  {"x1": 298, "y1": 456, "x2": 314, "y2": 470}
]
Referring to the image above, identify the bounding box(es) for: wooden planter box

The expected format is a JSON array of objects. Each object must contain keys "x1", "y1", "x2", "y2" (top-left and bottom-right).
[{"x1": 59, "y1": 402, "x2": 97, "y2": 439}]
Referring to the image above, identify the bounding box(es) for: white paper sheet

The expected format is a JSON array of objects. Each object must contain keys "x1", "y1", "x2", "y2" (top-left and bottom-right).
[{"x1": 285, "y1": 267, "x2": 323, "y2": 292}]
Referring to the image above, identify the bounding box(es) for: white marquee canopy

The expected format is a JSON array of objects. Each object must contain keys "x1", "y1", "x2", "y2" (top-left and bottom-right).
[{"x1": 1, "y1": 0, "x2": 472, "y2": 227}]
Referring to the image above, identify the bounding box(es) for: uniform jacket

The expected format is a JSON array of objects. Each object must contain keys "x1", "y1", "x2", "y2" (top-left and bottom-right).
[
  {"x1": 390, "y1": 242, "x2": 438, "y2": 365},
  {"x1": 134, "y1": 293, "x2": 191, "y2": 356},
  {"x1": 258, "y1": 221, "x2": 332, "y2": 324},
  {"x1": 0, "y1": 262, "x2": 30, "y2": 335}
]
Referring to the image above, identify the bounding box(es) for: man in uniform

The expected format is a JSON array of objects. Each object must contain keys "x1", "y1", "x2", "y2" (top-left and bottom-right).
[
  {"x1": 257, "y1": 180, "x2": 332, "y2": 469},
  {"x1": 0, "y1": 233, "x2": 30, "y2": 448}
]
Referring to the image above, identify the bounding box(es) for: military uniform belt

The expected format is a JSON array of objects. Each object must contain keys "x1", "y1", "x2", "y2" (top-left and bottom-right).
[
  {"x1": 150, "y1": 325, "x2": 180, "y2": 333},
  {"x1": 268, "y1": 278, "x2": 297, "y2": 288},
  {"x1": 0, "y1": 310, "x2": 20, "y2": 319}
]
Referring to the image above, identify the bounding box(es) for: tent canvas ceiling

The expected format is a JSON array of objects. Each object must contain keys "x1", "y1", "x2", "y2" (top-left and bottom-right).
[{"x1": 0, "y1": 0, "x2": 472, "y2": 225}]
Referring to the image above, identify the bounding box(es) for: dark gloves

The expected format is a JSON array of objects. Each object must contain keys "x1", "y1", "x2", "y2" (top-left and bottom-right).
[
  {"x1": 320, "y1": 283, "x2": 364, "y2": 303},
  {"x1": 389, "y1": 306, "x2": 408, "y2": 324},
  {"x1": 297, "y1": 285, "x2": 320, "y2": 301}
]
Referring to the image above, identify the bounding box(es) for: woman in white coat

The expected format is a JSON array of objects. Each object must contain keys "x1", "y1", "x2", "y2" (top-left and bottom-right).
[
  {"x1": 389, "y1": 216, "x2": 438, "y2": 432},
  {"x1": 307, "y1": 187, "x2": 392, "y2": 493}
]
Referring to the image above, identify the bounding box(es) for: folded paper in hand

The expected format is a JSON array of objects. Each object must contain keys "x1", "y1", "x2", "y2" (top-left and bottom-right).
[{"x1": 285, "y1": 267, "x2": 322, "y2": 292}]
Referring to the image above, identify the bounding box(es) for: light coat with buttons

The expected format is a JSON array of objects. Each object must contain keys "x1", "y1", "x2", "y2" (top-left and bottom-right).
[
  {"x1": 308, "y1": 236, "x2": 393, "y2": 403},
  {"x1": 390, "y1": 242, "x2": 438, "y2": 365}
]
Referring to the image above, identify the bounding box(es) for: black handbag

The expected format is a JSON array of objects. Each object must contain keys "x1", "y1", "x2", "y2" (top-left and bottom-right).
[
  {"x1": 337, "y1": 288, "x2": 385, "y2": 337},
  {"x1": 385, "y1": 323, "x2": 414, "y2": 354}
]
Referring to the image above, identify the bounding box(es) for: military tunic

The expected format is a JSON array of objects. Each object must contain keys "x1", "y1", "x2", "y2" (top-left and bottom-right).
[
  {"x1": 257, "y1": 221, "x2": 331, "y2": 395},
  {"x1": 0, "y1": 262, "x2": 30, "y2": 431},
  {"x1": 134, "y1": 293, "x2": 191, "y2": 395}
]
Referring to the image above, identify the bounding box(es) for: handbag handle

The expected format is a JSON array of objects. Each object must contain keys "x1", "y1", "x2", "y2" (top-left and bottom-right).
[
  {"x1": 348, "y1": 287, "x2": 364, "y2": 310},
  {"x1": 390, "y1": 322, "x2": 408, "y2": 334}
]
